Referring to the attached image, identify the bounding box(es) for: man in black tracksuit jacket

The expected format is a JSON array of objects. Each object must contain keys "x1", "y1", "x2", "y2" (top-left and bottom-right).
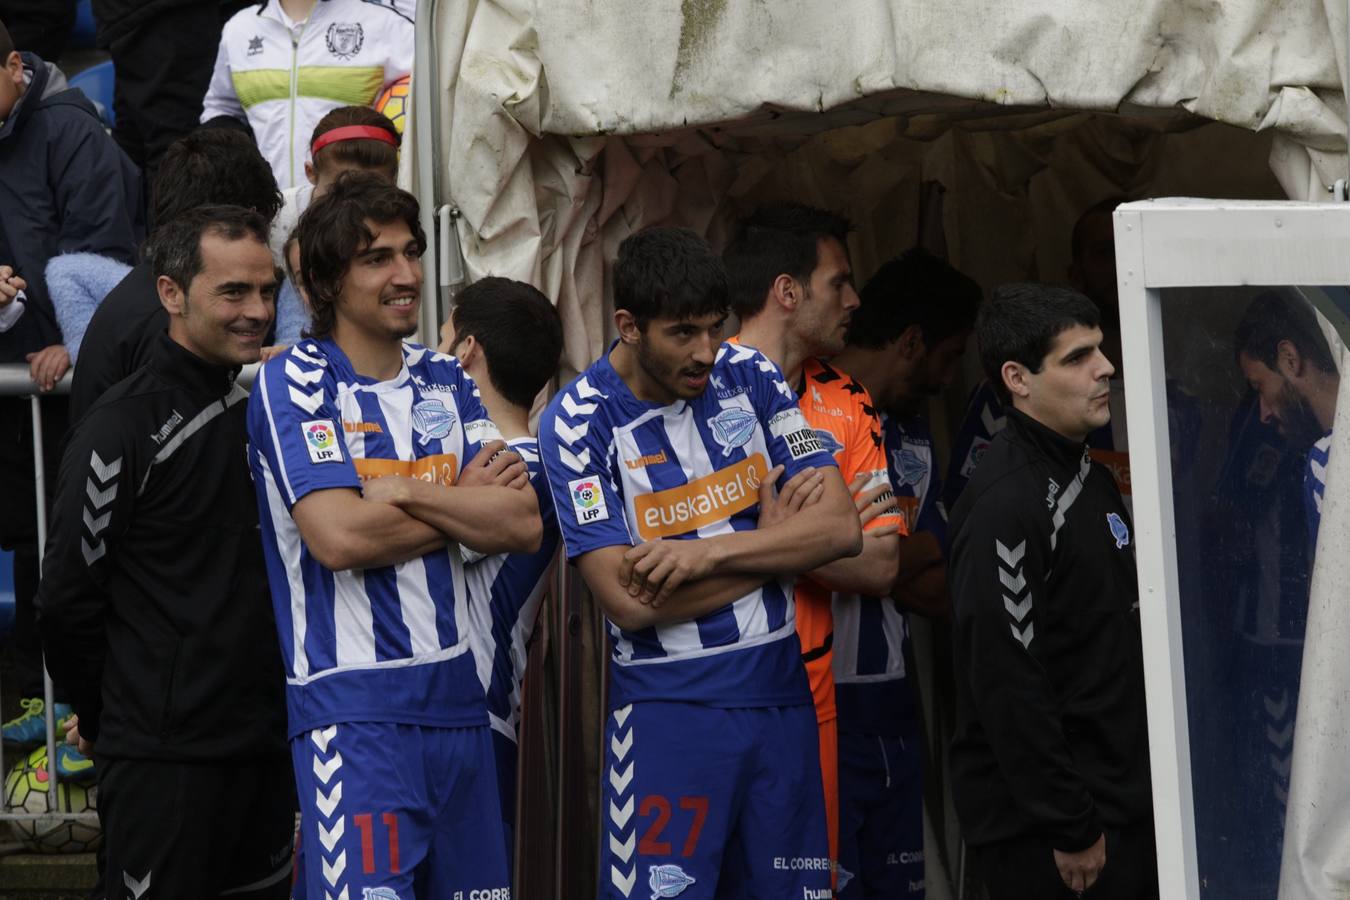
[
  {"x1": 948, "y1": 284, "x2": 1155, "y2": 900},
  {"x1": 37, "y1": 207, "x2": 292, "y2": 898}
]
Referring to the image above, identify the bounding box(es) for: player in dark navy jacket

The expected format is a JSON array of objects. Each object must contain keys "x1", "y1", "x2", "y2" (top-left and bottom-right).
[{"x1": 948, "y1": 284, "x2": 1155, "y2": 900}]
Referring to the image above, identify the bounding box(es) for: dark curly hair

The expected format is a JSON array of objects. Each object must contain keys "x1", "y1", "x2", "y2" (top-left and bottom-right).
[
  {"x1": 296, "y1": 173, "x2": 425, "y2": 339},
  {"x1": 152, "y1": 129, "x2": 282, "y2": 229}
]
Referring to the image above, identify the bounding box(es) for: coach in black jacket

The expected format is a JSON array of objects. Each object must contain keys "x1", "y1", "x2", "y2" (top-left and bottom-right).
[
  {"x1": 948, "y1": 284, "x2": 1155, "y2": 900},
  {"x1": 37, "y1": 206, "x2": 292, "y2": 898}
]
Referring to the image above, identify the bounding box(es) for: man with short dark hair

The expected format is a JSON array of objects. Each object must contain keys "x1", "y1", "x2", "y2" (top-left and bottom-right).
[
  {"x1": 37, "y1": 205, "x2": 293, "y2": 898},
  {"x1": 438, "y1": 275, "x2": 564, "y2": 865},
  {"x1": 1235, "y1": 291, "x2": 1340, "y2": 546},
  {"x1": 945, "y1": 198, "x2": 1131, "y2": 509},
  {"x1": 70, "y1": 127, "x2": 285, "y2": 420},
  {"x1": 948, "y1": 283, "x2": 1155, "y2": 900},
  {"x1": 248, "y1": 176, "x2": 540, "y2": 898},
  {"x1": 725, "y1": 204, "x2": 903, "y2": 880},
  {"x1": 829, "y1": 247, "x2": 982, "y2": 898},
  {"x1": 539, "y1": 225, "x2": 863, "y2": 898}
]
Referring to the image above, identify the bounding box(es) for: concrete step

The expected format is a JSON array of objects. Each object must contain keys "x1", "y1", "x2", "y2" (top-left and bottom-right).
[{"x1": 0, "y1": 847, "x2": 98, "y2": 899}]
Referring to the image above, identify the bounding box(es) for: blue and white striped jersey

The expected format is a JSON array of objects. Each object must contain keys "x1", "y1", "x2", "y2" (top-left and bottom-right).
[
  {"x1": 833, "y1": 414, "x2": 944, "y2": 734},
  {"x1": 538, "y1": 342, "x2": 838, "y2": 708},
  {"x1": 465, "y1": 437, "x2": 560, "y2": 743},
  {"x1": 1306, "y1": 430, "x2": 1332, "y2": 550},
  {"x1": 246, "y1": 337, "x2": 501, "y2": 736}
]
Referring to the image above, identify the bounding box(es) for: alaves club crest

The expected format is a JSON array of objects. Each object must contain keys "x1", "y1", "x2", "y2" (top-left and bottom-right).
[
  {"x1": 707, "y1": 407, "x2": 756, "y2": 456},
  {"x1": 411, "y1": 398, "x2": 456, "y2": 444},
  {"x1": 1107, "y1": 512, "x2": 1130, "y2": 548},
  {"x1": 648, "y1": 864, "x2": 696, "y2": 898}
]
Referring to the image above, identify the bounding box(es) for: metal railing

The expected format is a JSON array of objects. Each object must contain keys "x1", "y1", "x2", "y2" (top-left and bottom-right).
[{"x1": 0, "y1": 366, "x2": 90, "y2": 832}]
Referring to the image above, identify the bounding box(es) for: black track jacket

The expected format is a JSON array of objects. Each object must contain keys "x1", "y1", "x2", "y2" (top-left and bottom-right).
[
  {"x1": 948, "y1": 407, "x2": 1152, "y2": 851},
  {"x1": 37, "y1": 333, "x2": 286, "y2": 761}
]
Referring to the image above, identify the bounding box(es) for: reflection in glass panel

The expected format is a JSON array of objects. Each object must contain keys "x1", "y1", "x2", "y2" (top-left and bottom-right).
[{"x1": 1157, "y1": 286, "x2": 1340, "y2": 898}]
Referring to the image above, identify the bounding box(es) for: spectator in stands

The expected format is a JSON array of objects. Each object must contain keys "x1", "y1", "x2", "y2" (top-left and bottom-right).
[
  {"x1": 201, "y1": 0, "x2": 413, "y2": 190},
  {"x1": 269, "y1": 105, "x2": 401, "y2": 263},
  {"x1": 69, "y1": 128, "x2": 290, "y2": 420},
  {"x1": 92, "y1": 0, "x2": 254, "y2": 197},
  {"x1": 0, "y1": 0, "x2": 74, "y2": 62},
  {"x1": 0, "y1": 17, "x2": 142, "y2": 750}
]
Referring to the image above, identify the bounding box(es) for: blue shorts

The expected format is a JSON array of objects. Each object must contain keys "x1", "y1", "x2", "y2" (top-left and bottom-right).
[
  {"x1": 491, "y1": 726, "x2": 518, "y2": 867},
  {"x1": 836, "y1": 728, "x2": 924, "y2": 899},
  {"x1": 600, "y1": 701, "x2": 830, "y2": 900},
  {"x1": 290, "y1": 721, "x2": 509, "y2": 900}
]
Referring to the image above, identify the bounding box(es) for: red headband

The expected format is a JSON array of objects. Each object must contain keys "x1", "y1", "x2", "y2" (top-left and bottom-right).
[{"x1": 311, "y1": 125, "x2": 399, "y2": 156}]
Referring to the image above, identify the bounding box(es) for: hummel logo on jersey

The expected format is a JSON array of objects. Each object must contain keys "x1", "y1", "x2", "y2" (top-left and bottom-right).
[
  {"x1": 149, "y1": 409, "x2": 184, "y2": 446},
  {"x1": 1045, "y1": 477, "x2": 1060, "y2": 509},
  {"x1": 302, "y1": 420, "x2": 343, "y2": 463},
  {"x1": 569, "y1": 477, "x2": 610, "y2": 524},
  {"x1": 624, "y1": 450, "x2": 668, "y2": 470}
]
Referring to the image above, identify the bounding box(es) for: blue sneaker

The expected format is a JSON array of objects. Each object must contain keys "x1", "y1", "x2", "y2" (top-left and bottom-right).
[
  {"x1": 53, "y1": 743, "x2": 96, "y2": 782},
  {"x1": 2, "y1": 698, "x2": 74, "y2": 747}
]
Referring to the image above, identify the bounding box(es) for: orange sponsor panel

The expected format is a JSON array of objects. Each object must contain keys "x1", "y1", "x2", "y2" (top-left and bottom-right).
[
  {"x1": 635, "y1": 453, "x2": 767, "y2": 540},
  {"x1": 354, "y1": 453, "x2": 459, "y2": 487}
]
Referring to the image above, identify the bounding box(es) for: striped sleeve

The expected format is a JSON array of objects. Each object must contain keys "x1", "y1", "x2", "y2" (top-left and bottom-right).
[
  {"x1": 246, "y1": 347, "x2": 361, "y2": 510},
  {"x1": 538, "y1": 376, "x2": 632, "y2": 559}
]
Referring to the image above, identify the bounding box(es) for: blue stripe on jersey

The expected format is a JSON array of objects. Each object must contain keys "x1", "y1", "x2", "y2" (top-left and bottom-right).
[
  {"x1": 634, "y1": 421, "x2": 689, "y2": 499},
  {"x1": 853, "y1": 600, "x2": 892, "y2": 676},
  {"x1": 255, "y1": 475, "x2": 297, "y2": 675},
  {"x1": 355, "y1": 391, "x2": 398, "y2": 458},
  {"x1": 423, "y1": 550, "x2": 461, "y2": 649},
  {"x1": 363, "y1": 568, "x2": 415, "y2": 661},
  {"x1": 302, "y1": 553, "x2": 338, "y2": 673}
]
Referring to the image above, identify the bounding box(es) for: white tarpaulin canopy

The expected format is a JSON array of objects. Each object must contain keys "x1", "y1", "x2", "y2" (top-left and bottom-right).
[
  {"x1": 410, "y1": 4, "x2": 1350, "y2": 895},
  {"x1": 418, "y1": 0, "x2": 1346, "y2": 375}
]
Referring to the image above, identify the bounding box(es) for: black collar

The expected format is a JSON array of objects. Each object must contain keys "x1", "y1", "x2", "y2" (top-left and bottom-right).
[
  {"x1": 1005, "y1": 406, "x2": 1088, "y2": 470},
  {"x1": 147, "y1": 332, "x2": 240, "y2": 398}
]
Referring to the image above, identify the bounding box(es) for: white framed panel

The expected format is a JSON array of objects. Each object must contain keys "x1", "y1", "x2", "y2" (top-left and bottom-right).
[{"x1": 1116, "y1": 199, "x2": 1350, "y2": 900}]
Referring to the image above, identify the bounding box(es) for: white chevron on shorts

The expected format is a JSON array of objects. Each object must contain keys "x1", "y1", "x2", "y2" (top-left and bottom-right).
[
  {"x1": 311, "y1": 725, "x2": 348, "y2": 897},
  {"x1": 609, "y1": 704, "x2": 636, "y2": 897}
]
